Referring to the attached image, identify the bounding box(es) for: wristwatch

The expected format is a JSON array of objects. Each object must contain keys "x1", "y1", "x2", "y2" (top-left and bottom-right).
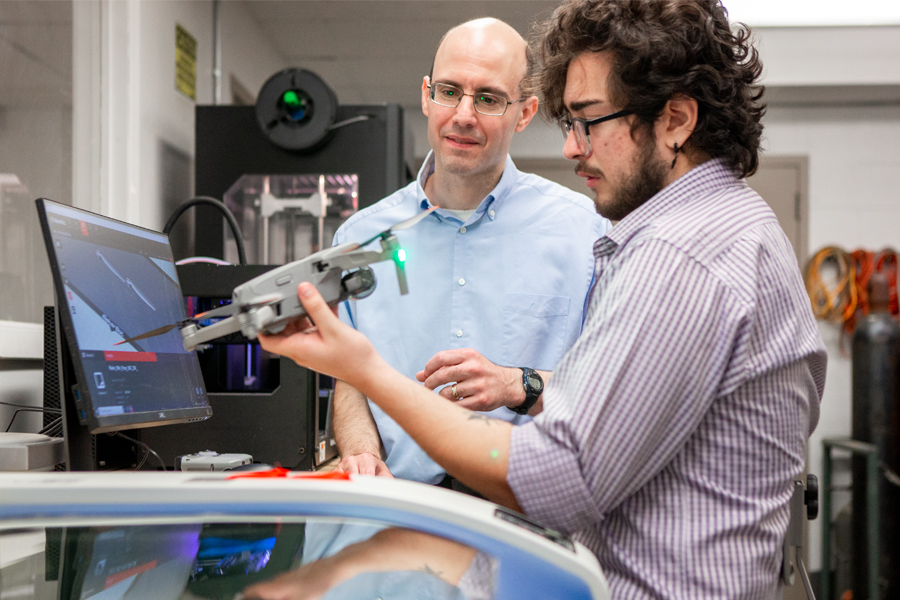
[{"x1": 512, "y1": 368, "x2": 543, "y2": 415}]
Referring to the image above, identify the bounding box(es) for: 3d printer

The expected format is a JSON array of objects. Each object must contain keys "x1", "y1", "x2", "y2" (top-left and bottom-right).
[{"x1": 140, "y1": 69, "x2": 414, "y2": 470}]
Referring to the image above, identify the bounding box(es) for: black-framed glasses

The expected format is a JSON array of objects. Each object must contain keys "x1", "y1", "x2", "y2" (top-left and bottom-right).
[
  {"x1": 560, "y1": 110, "x2": 633, "y2": 155},
  {"x1": 427, "y1": 81, "x2": 524, "y2": 116}
]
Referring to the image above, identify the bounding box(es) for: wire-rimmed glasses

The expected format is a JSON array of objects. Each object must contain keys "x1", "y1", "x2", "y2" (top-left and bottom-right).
[{"x1": 427, "y1": 82, "x2": 524, "y2": 116}]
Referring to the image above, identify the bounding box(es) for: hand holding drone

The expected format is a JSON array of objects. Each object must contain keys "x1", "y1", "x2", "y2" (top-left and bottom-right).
[{"x1": 116, "y1": 207, "x2": 436, "y2": 352}]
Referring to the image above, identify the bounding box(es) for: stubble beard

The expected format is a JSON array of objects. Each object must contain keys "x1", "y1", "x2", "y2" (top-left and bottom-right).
[{"x1": 583, "y1": 130, "x2": 669, "y2": 222}]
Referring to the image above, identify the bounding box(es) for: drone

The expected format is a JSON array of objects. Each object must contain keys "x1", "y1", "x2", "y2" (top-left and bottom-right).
[{"x1": 116, "y1": 207, "x2": 436, "y2": 352}]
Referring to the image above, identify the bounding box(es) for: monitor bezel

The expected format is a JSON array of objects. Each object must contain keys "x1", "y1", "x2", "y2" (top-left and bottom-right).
[{"x1": 36, "y1": 197, "x2": 212, "y2": 435}]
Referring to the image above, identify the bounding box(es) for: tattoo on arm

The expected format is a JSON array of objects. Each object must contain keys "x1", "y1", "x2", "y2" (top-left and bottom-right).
[{"x1": 420, "y1": 564, "x2": 444, "y2": 579}]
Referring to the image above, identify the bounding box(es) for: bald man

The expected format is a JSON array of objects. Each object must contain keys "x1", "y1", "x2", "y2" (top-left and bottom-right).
[{"x1": 331, "y1": 18, "x2": 607, "y2": 489}]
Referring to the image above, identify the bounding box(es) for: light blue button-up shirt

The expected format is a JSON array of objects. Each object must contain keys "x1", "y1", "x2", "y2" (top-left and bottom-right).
[{"x1": 334, "y1": 152, "x2": 608, "y2": 484}]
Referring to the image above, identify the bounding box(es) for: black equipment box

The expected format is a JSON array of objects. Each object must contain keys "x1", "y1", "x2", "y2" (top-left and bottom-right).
[
  {"x1": 138, "y1": 263, "x2": 318, "y2": 471},
  {"x1": 193, "y1": 104, "x2": 413, "y2": 260}
]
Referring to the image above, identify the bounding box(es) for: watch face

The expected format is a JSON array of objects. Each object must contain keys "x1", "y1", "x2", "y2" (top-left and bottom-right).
[{"x1": 527, "y1": 372, "x2": 543, "y2": 392}]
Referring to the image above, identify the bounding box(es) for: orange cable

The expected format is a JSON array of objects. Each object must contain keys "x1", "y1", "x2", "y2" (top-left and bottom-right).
[
  {"x1": 845, "y1": 250, "x2": 875, "y2": 334},
  {"x1": 875, "y1": 248, "x2": 899, "y2": 316},
  {"x1": 804, "y1": 246, "x2": 857, "y2": 324}
]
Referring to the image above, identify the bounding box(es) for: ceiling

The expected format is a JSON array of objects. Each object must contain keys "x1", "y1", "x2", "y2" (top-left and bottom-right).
[{"x1": 242, "y1": 1, "x2": 563, "y2": 110}]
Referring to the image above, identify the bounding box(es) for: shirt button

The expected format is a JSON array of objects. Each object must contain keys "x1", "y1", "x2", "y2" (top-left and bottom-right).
[
  {"x1": 458, "y1": 278, "x2": 465, "y2": 286},
  {"x1": 459, "y1": 227, "x2": 467, "y2": 234},
  {"x1": 489, "y1": 210, "x2": 495, "y2": 218},
  {"x1": 456, "y1": 329, "x2": 463, "y2": 337}
]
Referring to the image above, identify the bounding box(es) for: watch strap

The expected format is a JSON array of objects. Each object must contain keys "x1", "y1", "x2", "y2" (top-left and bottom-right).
[{"x1": 512, "y1": 367, "x2": 542, "y2": 415}]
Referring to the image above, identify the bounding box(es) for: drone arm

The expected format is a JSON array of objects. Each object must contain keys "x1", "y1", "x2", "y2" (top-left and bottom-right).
[
  {"x1": 323, "y1": 249, "x2": 390, "y2": 271},
  {"x1": 181, "y1": 315, "x2": 243, "y2": 352}
]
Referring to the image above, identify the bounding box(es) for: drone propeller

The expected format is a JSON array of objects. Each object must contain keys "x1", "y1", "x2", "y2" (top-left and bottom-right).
[
  {"x1": 113, "y1": 290, "x2": 287, "y2": 348},
  {"x1": 357, "y1": 206, "x2": 437, "y2": 248},
  {"x1": 194, "y1": 303, "x2": 239, "y2": 320},
  {"x1": 113, "y1": 322, "x2": 184, "y2": 346}
]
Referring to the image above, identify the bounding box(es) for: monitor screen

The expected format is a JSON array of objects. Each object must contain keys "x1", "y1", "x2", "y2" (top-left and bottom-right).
[{"x1": 36, "y1": 198, "x2": 212, "y2": 434}]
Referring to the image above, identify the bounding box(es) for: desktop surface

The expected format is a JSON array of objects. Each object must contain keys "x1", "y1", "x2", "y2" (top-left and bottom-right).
[{"x1": 0, "y1": 472, "x2": 609, "y2": 600}]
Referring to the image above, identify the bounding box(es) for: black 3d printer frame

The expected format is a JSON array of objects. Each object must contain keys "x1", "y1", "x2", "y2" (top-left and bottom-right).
[{"x1": 138, "y1": 263, "x2": 320, "y2": 471}]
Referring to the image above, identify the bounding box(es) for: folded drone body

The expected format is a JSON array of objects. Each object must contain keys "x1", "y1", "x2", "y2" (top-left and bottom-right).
[{"x1": 117, "y1": 208, "x2": 435, "y2": 351}]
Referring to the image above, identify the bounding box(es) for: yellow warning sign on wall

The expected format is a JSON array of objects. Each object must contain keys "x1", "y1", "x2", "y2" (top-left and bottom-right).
[{"x1": 175, "y1": 24, "x2": 196, "y2": 100}]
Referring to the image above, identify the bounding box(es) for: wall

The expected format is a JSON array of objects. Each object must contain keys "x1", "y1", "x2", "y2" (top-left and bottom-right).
[
  {"x1": 0, "y1": 1, "x2": 73, "y2": 438},
  {"x1": 73, "y1": 0, "x2": 289, "y2": 231},
  {"x1": 765, "y1": 104, "x2": 900, "y2": 571},
  {"x1": 751, "y1": 26, "x2": 900, "y2": 574},
  {"x1": 2, "y1": 1, "x2": 291, "y2": 438}
]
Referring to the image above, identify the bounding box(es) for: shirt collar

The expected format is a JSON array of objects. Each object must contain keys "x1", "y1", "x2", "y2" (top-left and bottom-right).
[
  {"x1": 605, "y1": 158, "x2": 739, "y2": 249},
  {"x1": 416, "y1": 151, "x2": 519, "y2": 221}
]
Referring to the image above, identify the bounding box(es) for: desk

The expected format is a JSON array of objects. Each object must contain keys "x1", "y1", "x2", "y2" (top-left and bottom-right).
[{"x1": 0, "y1": 471, "x2": 609, "y2": 600}]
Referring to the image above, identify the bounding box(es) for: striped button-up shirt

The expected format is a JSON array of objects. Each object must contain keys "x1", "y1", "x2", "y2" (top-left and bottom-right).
[{"x1": 508, "y1": 159, "x2": 826, "y2": 598}]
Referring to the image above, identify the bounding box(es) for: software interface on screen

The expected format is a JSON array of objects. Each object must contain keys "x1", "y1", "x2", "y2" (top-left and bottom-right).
[{"x1": 40, "y1": 200, "x2": 209, "y2": 425}]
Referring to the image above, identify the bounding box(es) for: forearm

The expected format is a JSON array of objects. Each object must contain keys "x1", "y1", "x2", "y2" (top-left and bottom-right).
[
  {"x1": 355, "y1": 356, "x2": 521, "y2": 510},
  {"x1": 242, "y1": 528, "x2": 477, "y2": 599},
  {"x1": 336, "y1": 529, "x2": 477, "y2": 585},
  {"x1": 333, "y1": 380, "x2": 382, "y2": 458}
]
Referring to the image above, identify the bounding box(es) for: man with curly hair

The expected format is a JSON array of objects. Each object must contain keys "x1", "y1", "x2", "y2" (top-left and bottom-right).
[{"x1": 259, "y1": 1, "x2": 827, "y2": 595}]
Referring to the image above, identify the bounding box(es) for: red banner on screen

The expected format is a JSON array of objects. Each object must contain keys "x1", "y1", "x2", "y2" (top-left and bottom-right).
[{"x1": 104, "y1": 351, "x2": 157, "y2": 362}]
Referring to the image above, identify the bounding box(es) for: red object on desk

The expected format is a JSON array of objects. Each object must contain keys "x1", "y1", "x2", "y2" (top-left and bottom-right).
[{"x1": 226, "y1": 468, "x2": 351, "y2": 480}]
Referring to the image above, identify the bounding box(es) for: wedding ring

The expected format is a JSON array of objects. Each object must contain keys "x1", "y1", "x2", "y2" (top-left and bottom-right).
[{"x1": 451, "y1": 385, "x2": 459, "y2": 400}]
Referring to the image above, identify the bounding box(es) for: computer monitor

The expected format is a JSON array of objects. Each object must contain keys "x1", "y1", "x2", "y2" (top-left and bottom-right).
[{"x1": 36, "y1": 198, "x2": 212, "y2": 469}]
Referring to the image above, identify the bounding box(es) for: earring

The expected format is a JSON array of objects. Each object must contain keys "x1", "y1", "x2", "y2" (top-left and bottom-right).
[{"x1": 671, "y1": 142, "x2": 680, "y2": 170}]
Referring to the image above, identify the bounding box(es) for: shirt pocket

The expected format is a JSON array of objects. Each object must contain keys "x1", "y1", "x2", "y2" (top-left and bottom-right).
[{"x1": 501, "y1": 294, "x2": 570, "y2": 369}]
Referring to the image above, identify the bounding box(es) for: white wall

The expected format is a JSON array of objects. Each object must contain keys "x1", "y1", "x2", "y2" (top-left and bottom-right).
[
  {"x1": 764, "y1": 103, "x2": 900, "y2": 571},
  {"x1": 220, "y1": 2, "x2": 288, "y2": 104},
  {"x1": 754, "y1": 27, "x2": 900, "y2": 86},
  {"x1": 74, "y1": 0, "x2": 289, "y2": 230},
  {"x1": 0, "y1": 1, "x2": 293, "y2": 438},
  {"x1": 750, "y1": 27, "x2": 900, "y2": 573}
]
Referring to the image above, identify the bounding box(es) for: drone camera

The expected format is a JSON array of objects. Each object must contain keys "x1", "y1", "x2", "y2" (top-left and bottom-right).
[{"x1": 341, "y1": 267, "x2": 376, "y2": 300}]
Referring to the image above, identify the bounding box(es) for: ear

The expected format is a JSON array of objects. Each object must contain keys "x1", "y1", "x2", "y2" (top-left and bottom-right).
[
  {"x1": 659, "y1": 95, "x2": 698, "y2": 155},
  {"x1": 513, "y1": 95, "x2": 540, "y2": 133},
  {"x1": 422, "y1": 76, "x2": 431, "y2": 118}
]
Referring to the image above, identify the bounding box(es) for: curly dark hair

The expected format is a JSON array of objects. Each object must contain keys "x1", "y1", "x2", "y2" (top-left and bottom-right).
[{"x1": 536, "y1": 0, "x2": 765, "y2": 177}]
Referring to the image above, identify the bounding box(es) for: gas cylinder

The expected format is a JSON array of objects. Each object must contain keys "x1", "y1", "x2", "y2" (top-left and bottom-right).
[{"x1": 851, "y1": 272, "x2": 900, "y2": 599}]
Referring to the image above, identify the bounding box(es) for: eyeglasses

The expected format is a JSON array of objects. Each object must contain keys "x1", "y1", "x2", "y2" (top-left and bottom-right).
[
  {"x1": 427, "y1": 81, "x2": 524, "y2": 116},
  {"x1": 560, "y1": 109, "x2": 633, "y2": 155}
]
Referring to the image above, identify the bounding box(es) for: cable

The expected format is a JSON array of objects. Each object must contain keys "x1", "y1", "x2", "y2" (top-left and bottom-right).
[
  {"x1": 327, "y1": 114, "x2": 373, "y2": 131},
  {"x1": 38, "y1": 417, "x2": 63, "y2": 437},
  {"x1": 38, "y1": 417, "x2": 63, "y2": 438},
  {"x1": 845, "y1": 250, "x2": 875, "y2": 334},
  {"x1": 133, "y1": 446, "x2": 150, "y2": 472},
  {"x1": 111, "y1": 431, "x2": 166, "y2": 471},
  {"x1": 804, "y1": 247, "x2": 856, "y2": 324},
  {"x1": 0, "y1": 401, "x2": 60, "y2": 413},
  {"x1": 5, "y1": 408, "x2": 46, "y2": 432},
  {"x1": 2, "y1": 402, "x2": 62, "y2": 433},
  {"x1": 163, "y1": 196, "x2": 247, "y2": 265},
  {"x1": 875, "y1": 248, "x2": 899, "y2": 316}
]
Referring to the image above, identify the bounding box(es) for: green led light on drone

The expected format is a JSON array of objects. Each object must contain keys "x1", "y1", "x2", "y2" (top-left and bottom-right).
[
  {"x1": 282, "y1": 90, "x2": 301, "y2": 107},
  {"x1": 396, "y1": 249, "x2": 407, "y2": 263}
]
